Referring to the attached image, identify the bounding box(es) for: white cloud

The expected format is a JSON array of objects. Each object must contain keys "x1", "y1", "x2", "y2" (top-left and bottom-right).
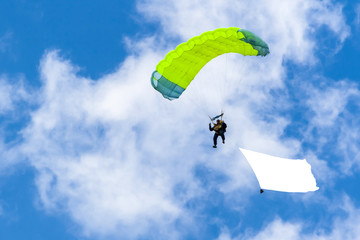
[
  {"x1": 0, "y1": 75, "x2": 33, "y2": 171},
  {"x1": 138, "y1": 0, "x2": 349, "y2": 64},
  {"x1": 215, "y1": 227, "x2": 232, "y2": 240},
  {"x1": 306, "y1": 81, "x2": 358, "y2": 128},
  {"x1": 23, "y1": 50, "x2": 196, "y2": 238},
  {"x1": 216, "y1": 196, "x2": 360, "y2": 240},
  {"x1": 19, "y1": 47, "x2": 294, "y2": 238},
  {"x1": 0, "y1": 79, "x2": 14, "y2": 113},
  {"x1": 9, "y1": 0, "x2": 351, "y2": 238},
  {"x1": 0, "y1": 75, "x2": 29, "y2": 114},
  {"x1": 303, "y1": 80, "x2": 360, "y2": 175},
  {"x1": 337, "y1": 115, "x2": 360, "y2": 174},
  {"x1": 249, "y1": 219, "x2": 302, "y2": 240},
  {"x1": 305, "y1": 151, "x2": 336, "y2": 184}
]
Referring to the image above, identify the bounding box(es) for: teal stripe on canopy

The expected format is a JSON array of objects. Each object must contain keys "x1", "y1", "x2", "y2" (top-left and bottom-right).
[{"x1": 151, "y1": 71, "x2": 185, "y2": 100}]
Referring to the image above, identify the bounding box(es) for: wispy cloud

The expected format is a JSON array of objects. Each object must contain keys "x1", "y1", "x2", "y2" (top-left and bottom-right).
[
  {"x1": 303, "y1": 80, "x2": 360, "y2": 175},
  {"x1": 0, "y1": 32, "x2": 13, "y2": 55},
  {"x1": 0, "y1": 75, "x2": 32, "y2": 171},
  {"x1": 355, "y1": 4, "x2": 360, "y2": 27},
  {"x1": 306, "y1": 81, "x2": 358, "y2": 128},
  {"x1": 0, "y1": 76, "x2": 27, "y2": 114}
]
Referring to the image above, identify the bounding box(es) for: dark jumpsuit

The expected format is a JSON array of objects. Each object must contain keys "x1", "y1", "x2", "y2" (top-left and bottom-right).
[{"x1": 209, "y1": 121, "x2": 227, "y2": 147}]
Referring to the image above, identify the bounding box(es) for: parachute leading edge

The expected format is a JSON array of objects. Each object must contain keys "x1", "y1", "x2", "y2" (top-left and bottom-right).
[
  {"x1": 151, "y1": 71, "x2": 185, "y2": 100},
  {"x1": 151, "y1": 27, "x2": 270, "y2": 100}
]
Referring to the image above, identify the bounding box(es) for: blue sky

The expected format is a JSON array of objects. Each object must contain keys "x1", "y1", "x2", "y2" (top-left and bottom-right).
[{"x1": 0, "y1": 0, "x2": 360, "y2": 240}]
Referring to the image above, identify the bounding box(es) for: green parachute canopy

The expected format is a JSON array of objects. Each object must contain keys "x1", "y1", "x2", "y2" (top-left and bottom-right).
[{"x1": 151, "y1": 27, "x2": 270, "y2": 100}]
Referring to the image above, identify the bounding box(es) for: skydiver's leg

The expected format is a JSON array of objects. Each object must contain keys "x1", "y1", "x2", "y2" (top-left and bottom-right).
[
  {"x1": 213, "y1": 133, "x2": 219, "y2": 148},
  {"x1": 221, "y1": 133, "x2": 225, "y2": 144}
]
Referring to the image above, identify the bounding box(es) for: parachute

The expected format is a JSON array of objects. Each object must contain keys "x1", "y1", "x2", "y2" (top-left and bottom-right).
[{"x1": 151, "y1": 27, "x2": 270, "y2": 100}]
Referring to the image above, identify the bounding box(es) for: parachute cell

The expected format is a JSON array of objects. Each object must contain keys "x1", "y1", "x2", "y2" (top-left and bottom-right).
[{"x1": 151, "y1": 27, "x2": 270, "y2": 100}]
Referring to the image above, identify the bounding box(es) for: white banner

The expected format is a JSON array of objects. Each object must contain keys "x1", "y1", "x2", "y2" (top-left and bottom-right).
[{"x1": 240, "y1": 148, "x2": 319, "y2": 193}]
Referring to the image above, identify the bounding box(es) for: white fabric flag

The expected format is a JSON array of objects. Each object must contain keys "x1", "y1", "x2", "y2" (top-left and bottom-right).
[{"x1": 240, "y1": 148, "x2": 319, "y2": 193}]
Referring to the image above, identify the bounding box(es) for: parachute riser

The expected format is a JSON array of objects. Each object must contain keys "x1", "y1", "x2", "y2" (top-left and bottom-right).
[{"x1": 209, "y1": 111, "x2": 224, "y2": 123}]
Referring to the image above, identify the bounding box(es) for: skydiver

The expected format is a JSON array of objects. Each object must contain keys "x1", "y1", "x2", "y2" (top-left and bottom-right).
[{"x1": 209, "y1": 119, "x2": 227, "y2": 148}]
